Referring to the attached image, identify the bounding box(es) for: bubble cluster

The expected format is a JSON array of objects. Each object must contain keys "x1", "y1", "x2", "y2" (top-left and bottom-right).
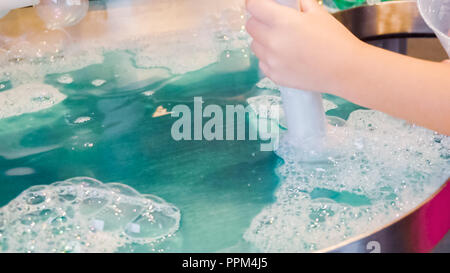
[
  {"x1": 131, "y1": 31, "x2": 219, "y2": 75},
  {"x1": 0, "y1": 1, "x2": 248, "y2": 84},
  {"x1": 73, "y1": 116, "x2": 91, "y2": 124},
  {"x1": 244, "y1": 95, "x2": 449, "y2": 252},
  {"x1": 0, "y1": 47, "x2": 104, "y2": 85},
  {"x1": 5, "y1": 29, "x2": 71, "y2": 65},
  {"x1": 0, "y1": 177, "x2": 180, "y2": 253},
  {"x1": 91, "y1": 79, "x2": 106, "y2": 87},
  {"x1": 0, "y1": 84, "x2": 66, "y2": 119},
  {"x1": 35, "y1": 0, "x2": 89, "y2": 30}
]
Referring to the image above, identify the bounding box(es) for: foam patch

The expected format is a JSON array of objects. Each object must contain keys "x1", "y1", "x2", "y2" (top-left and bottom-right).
[
  {"x1": 244, "y1": 109, "x2": 449, "y2": 252},
  {"x1": 0, "y1": 84, "x2": 66, "y2": 119}
]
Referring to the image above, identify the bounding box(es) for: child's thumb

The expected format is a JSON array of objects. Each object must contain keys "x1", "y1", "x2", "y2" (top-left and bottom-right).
[{"x1": 299, "y1": 0, "x2": 321, "y2": 12}]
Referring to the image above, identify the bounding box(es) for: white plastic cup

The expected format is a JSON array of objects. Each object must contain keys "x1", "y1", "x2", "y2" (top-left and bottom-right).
[{"x1": 417, "y1": 0, "x2": 450, "y2": 57}]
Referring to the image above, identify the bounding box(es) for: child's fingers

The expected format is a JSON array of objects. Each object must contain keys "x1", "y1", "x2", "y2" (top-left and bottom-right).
[
  {"x1": 246, "y1": 0, "x2": 287, "y2": 26},
  {"x1": 251, "y1": 41, "x2": 267, "y2": 61},
  {"x1": 299, "y1": 0, "x2": 321, "y2": 12},
  {"x1": 246, "y1": 17, "x2": 273, "y2": 46}
]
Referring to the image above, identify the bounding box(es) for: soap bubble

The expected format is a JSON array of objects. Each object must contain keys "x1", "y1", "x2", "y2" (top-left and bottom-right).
[
  {"x1": 0, "y1": 177, "x2": 181, "y2": 253},
  {"x1": 26, "y1": 29, "x2": 70, "y2": 60},
  {"x1": 35, "y1": 0, "x2": 89, "y2": 30}
]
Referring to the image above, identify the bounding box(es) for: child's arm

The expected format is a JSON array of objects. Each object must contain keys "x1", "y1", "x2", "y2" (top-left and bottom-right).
[{"x1": 246, "y1": 0, "x2": 450, "y2": 135}]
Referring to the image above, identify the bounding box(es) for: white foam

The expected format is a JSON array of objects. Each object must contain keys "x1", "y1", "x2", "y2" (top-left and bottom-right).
[
  {"x1": 73, "y1": 116, "x2": 91, "y2": 124},
  {"x1": 323, "y1": 100, "x2": 338, "y2": 112},
  {"x1": 0, "y1": 177, "x2": 181, "y2": 253},
  {"x1": 0, "y1": 83, "x2": 66, "y2": 119},
  {"x1": 57, "y1": 75, "x2": 74, "y2": 84},
  {"x1": 143, "y1": 90, "x2": 155, "y2": 96},
  {"x1": 244, "y1": 109, "x2": 449, "y2": 252},
  {"x1": 91, "y1": 79, "x2": 106, "y2": 87},
  {"x1": 131, "y1": 30, "x2": 222, "y2": 75},
  {"x1": 0, "y1": 1, "x2": 249, "y2": 84},
  {"x1": 0, "y1": 46, "x2": 104, "y2": 85}
]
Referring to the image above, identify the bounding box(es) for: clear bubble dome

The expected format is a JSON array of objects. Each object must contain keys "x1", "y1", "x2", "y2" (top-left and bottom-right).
[
  {"x1": 6, "y1": 29, "x2": 71, "y2": 63},
  {"x1": 35, "y1": 0, "x2": 89, "y2": 30}
]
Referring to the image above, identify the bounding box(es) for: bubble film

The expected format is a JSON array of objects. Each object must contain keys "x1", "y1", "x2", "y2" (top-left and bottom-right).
[
  {"x1": 0, "y1": 2, "x2": 248, "y2": 84},
  {"x1": 0, "y1": 177, "x2": 180, "y2": 253},
  {"x1": 0, "y1": 0, "x2": 448, "y2": 253},
  {"x1": 35, "y1": 0, "x2": 89, "y2": 30}
]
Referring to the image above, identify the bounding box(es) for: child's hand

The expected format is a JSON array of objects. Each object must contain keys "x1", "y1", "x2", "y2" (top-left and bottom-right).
[
  {"x1": 246, "y1": 0, "x2": 450, "y2": 135},
  {"x1": 245, "y1": 0, "x2": 365, "y2": 93}
]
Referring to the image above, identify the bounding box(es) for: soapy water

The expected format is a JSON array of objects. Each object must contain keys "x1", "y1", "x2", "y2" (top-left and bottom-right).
[
  {"x1": 130, "y1": 15, "x2": 249, "y2": 76},
  {"x1": 0, "y1": 52, "x2": 448, "y2": 252},
  {"x1": 4, "y1": 29, "x2": 72, "y2": 64},
  {"x1": 0, "y1": 177, "x2": 180, "y2": 253},
  {"x1": 245, "y1": 80, "x2": 449, "y2": 251},
  {"x1": 0, "y1": 2, "x2": 448, "y2": 253}
]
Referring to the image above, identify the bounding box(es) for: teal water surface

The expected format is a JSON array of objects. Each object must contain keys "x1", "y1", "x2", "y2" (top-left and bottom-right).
[{"x1": 0, "y1": 49, "x2": 369, "y2": 252}]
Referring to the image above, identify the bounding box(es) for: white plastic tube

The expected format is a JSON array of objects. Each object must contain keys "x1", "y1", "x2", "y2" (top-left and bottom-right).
[
  {"x1": 275, "y1": 0, "x2": 327, "y2": 147},
  {"x1": 280, "y1": 87, "x2": 326, "y2": 143},
  {"x1": 0, "y1": 0, "x2": 40, "y2": 18}
]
